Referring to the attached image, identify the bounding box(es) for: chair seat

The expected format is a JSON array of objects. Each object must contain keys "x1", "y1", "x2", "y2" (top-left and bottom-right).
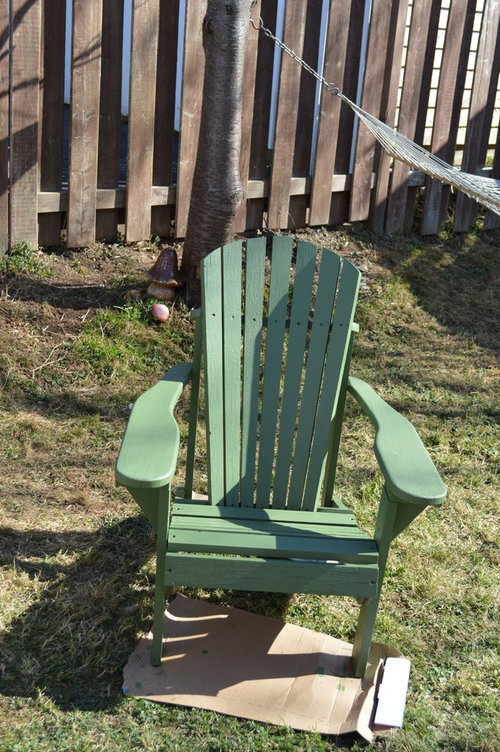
[
  {"x1": 168, "y1": 502, "x2": 379, "y2": 564},
  {"x1": 165, "y1": 503, "x2": 379, "y2": 598}
]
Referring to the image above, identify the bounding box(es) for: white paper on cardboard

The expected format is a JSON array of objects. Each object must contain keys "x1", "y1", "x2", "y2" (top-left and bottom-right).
[{"x1": 374, "y1": 657, "x2": 411, "y2": 728}]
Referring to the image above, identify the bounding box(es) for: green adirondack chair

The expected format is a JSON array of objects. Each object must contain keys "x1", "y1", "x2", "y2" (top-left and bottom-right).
[{"x1": 116, "y1": 235, "x2": 446, "y2": 677}]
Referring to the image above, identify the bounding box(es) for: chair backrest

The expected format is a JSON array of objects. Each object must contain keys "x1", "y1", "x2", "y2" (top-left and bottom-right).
[{"x1": 195, "y1": 235, "x2": 360, "y2": 511}]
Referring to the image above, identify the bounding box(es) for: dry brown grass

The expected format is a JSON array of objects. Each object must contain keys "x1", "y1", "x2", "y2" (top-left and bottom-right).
[{"x1": 0, "y1": 228, "x2": 498, "y2": 751}]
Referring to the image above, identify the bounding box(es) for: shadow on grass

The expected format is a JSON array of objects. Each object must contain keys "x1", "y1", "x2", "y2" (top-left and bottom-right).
[
  {"x1": 0, "y1": 516, "x2": 294, "y2": 713},
  {"x1": 0, "y1": 516, "x2": 154, "y2": 710},
  {"x1": 11, "y1": 385, "x2": 139, "y2": 420},
  {"x1": 381, "y1": 229, "x2": 499, "y2": 353},
  {"x1": 2, "y1": 275, "x2": 126, "y2": 310}
]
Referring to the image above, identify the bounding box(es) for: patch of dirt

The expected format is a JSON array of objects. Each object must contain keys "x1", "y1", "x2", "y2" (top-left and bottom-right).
[
  {"x1": 1, "y1": 243, "x2": 155, "y2": 310},
  {"x1": 1, "y1": 225, "x2": 498, "y2": 365}
]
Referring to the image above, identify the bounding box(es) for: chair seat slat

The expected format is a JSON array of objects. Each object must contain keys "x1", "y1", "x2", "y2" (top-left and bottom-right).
[
  {"x1": 172, "y1": 502, "x2": 355, "y2": 523},
  {"x1": 170, "y1": 517, "x2": 368, "y2": 540},
  {"x1": 168, "y1": 529, "x2": 378, "y2": 564},
  {"x1": 165, "y1": 554, "x2": 379, "y2": 597}
]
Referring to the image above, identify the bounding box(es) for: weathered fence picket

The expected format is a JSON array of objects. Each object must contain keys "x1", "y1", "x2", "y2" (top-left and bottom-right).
[
  {"x1": 96, "y1": 0, "x2": 124, "y2": 243},
  {"x1": 126, "y1": 0, "x2": 159, "y2": 242},
  {"x1": 0, "y1": 0, "x2": 9, "y2": 252},
  {"x1": 67, "y1": 0, "x2": 103, "y2": 248},
  {"x1": 370, "y1": 0, "x2": 410, "y2": 233},
  {"x1": 308, "y1": 1, "x2": 351, "y2": 227},
  {"x1": 10, "y1": 0, "x2": 41, "y2": 249},
  {"x1": 267, "y1": 0, "x2": 308, "y2": 230},
  {"x1": 421, "y1": 0, "x2": 476, "y2": 235},
  {"x1": 152, "y1": 0, "x2": 179, "y2": 238},
  {"x1": 0, "y1": 0, "x2": 499, "y2": 253},
  {"x1": 350, "y1": 0, "x2": 394, "y2": 223},
  {"x1": 386, "y1": 0, "x2": 440, "y2": 234},
  {"x1": 454, "y1": 0, "x2": 500, "y2": 231},
  {"x1": 39, "y1": 0, "x2": 66, "y2": 247}
]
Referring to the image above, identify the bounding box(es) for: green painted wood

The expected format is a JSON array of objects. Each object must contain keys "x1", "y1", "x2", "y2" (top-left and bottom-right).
[
  {"x1": 288, "y1": 249, "x2": 341, "y2": 508},
  {"x1": 126, "y1": 487, "x2": 161, "y2": 530},
  {"x1": 170, "y1": 517, "x2": 370, "y2": 541},
  {"x1": 115, "y1": 362, "x2": 193, "y2": 489},
  {"x1": 151, "y1": 483, "x2": 170, "y2": 665},
  {"x1": 174, "y1": 489, "x2": 210, "y2": 505},
  {"x1": 325, "y1": 496, "x2": 349, "y2": 510},
  {"x1": 222, "y1": 242, "x2": 243, "y2": 506},
  {"x1": 168, "y1": 528, "x2": 378, "y2": 563},
  {"x1": 273, "y1": 241, "x2": 317, "y2": 508},
  {"x1": 117, "y1": 236, "x2": 448, "y2": 677},
  {"x1": 201, "y1": 248, "x2": 225, "y2": 504},
  {"x1": 165, "y1": 554, "x2": 379, "y2": 598},
  {"x1": 171, "y1": 503, "x2": 355, "y2": 523},
  {"x1": 256, "y1": 235, "x2": 294, "y2": 507},
  {"x1": 184, "y1": 314, "x2": 203, "y2": 498},
  {"x1": 391, "y1": 501, "x2": 427, "y2": 539},
  {"x1": 347, "y1": 377, "x2": 447, "y2": 505},
  {"x1": 321, "y1": 326, "x2": 357, "y2": 506},
  {"x1": 240, "y1": 237, "x2": 267, "y2": 506},
  {"x1": 352, "y1": 488, "x2": 398, "y2": 677},
  {"x1": 302, "y1": 259, "x2": 360, "y2": 509}
]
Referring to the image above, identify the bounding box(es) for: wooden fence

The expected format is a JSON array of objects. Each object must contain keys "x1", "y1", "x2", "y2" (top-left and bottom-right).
[{"x1": 1, "y1": 0, "x2": 499, "y2": 253}]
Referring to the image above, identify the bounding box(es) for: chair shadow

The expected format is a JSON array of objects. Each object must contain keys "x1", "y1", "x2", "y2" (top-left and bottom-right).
[
  {"x1": 0, "y1": 516, "x2": 154, "y2": 710},
  {"x1": 0, "y1": 515, "x2": 296, "y2": 712},
  {"x1": 178, "y1": 588, "x2": 293, "y2": 623}
]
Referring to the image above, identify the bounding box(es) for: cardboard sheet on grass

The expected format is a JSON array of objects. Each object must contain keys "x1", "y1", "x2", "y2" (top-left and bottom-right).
[{"x1": 123, "y1": 595, "x2": 404, "y2": 742}]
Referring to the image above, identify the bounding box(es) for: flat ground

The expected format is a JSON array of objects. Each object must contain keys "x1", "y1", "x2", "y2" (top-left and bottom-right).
[{"x1": 0, "y1": 225, "x2": 498, "y2": 752}]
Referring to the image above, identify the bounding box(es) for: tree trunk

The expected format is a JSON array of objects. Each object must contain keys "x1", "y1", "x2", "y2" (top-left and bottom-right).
[{"x1": 181, "y1": 0, "x2": 255, "y2": 306}]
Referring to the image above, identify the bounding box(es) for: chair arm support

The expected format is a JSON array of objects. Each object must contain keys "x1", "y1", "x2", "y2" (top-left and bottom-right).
[
  {"x1": 347, "y1": 377, "x2": 446, "y2": 506},
  {"x1": 115, "y1": 362, "x2": 193, "y2": 489}
]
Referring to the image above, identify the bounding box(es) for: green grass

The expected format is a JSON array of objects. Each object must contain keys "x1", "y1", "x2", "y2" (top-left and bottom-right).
[
  {"x1": 0, "y1": 242, "x2": 53, "y2": 278},
  {"x1": 0, "y1": 229, "x2": 499, "y2": 751}
]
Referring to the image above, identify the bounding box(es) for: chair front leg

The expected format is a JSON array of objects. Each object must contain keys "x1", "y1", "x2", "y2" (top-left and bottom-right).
[
  {"x1": 151, "y1": 484, "x2": 171, "y2": 666},
  {"x1": 352, "y1": 489, "x2": 398, "y2": 677}
]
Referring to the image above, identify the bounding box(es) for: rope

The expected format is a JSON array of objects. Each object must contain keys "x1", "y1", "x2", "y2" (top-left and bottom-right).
[{"x1": 253, "y1": 17, "x2": 500, "y2": 217}]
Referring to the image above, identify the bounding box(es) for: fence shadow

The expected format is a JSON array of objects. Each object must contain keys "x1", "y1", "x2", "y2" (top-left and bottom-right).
[
  {"x1": 2, "y1": 275, "x2": 127, "y2": 310},
  {"x1": 378, "y1": 229, "x2": 499, "y2": 354}
]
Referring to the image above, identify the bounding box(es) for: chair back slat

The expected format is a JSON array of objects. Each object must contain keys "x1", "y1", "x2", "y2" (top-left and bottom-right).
[
  {"x1": 199, "y1": 237, "x2": 359, "y2": 511},
  {"x1": 255, "y1": 236, "x2": 294, "y2": 506},
  {"x1": 272, "y1": 241, "x2": 317, "y2": 508},
  {"x1": 301, "y1": 258, "x2": 360, "y2": 509},
  {"x1": 201, "y1": 246, "x2": 225, "y2": 504},
  {"x1": 287, "y1": 249, "x2": 341, "y2": 508},
  {"x1": 221, "y1": 242, "x2": 243, "y2": 506},
  {"x1": 240, "y1": 237, "x2": 267, "y2": 506}
]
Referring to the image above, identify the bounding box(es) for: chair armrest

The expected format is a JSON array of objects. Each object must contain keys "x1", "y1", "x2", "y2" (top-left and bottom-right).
[
  {"x1": 347, "y1": 377, "x2": 446, "y2": 506},
  {"x1": 115, "y1": 362, "x2": 193, "y2": 489}
]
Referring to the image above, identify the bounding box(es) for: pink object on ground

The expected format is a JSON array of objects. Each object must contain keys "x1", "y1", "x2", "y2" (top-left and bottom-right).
[{"x1": 151, "y1": 303, "x2": 170, "y2": 322}]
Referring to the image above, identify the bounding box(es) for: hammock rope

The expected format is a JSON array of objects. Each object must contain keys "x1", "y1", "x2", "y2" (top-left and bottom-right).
[{"x1": 254, "y1": 18, "x2": 500, "y2": 217}]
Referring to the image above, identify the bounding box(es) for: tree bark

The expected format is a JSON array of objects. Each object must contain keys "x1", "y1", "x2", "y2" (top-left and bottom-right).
[{"x1": 181, "y1": 0, "x2": 255, "y2": 306}]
